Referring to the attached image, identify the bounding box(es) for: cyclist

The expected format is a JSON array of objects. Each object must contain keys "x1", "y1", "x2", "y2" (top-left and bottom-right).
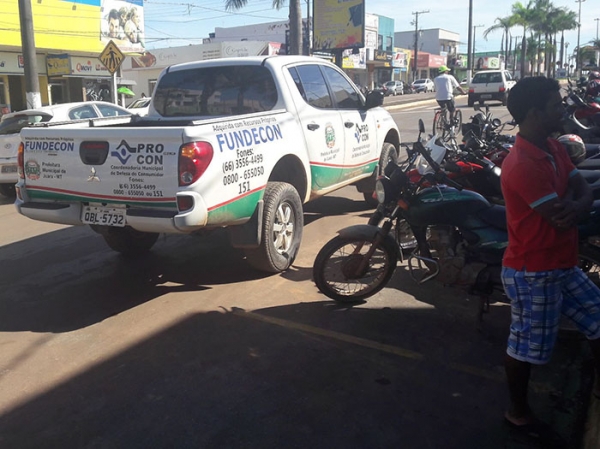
[{"x1": 433, "y1": 65, "x2": 466, "y2": 115}]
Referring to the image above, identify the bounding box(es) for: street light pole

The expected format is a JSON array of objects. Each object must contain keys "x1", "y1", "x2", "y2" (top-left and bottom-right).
[
  {"x1": 595, "y1": 17, "x2": 599, "y2": 40},
  {"x1": 575, "y1": 0, "x2": 586, "y2": 77},
  {"x1": 411, "y1": 10, "x2": 429, "y2": 83},
  {"x1": 18, "y1": 0, "x2": 41, "y2": 109}
]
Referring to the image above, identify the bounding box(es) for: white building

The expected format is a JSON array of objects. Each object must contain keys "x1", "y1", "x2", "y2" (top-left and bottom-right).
[{"x1": 394, "y1": 28, "x2": 460, "y2": 58}]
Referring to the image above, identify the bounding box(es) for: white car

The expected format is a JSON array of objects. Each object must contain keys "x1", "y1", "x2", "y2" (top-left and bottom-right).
[
  {"x1": 126, "y1": 97, "x2": 151, "y2": 116},
  {"x1": 0, "y1": 101, "x2": 131, "y2": 197},
  {"x1": 412, "y1": 78, "x2": 435, "y2": 93}
]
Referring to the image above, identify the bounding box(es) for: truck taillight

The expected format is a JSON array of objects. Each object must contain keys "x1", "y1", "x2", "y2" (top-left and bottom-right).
[
  {"x1": 469, "y1": 87, "x2": 475, "y2": 93},
  {"x1": 178, "y1": 142, "x2": 213, "y2": 186},
  {"x1": 499, "y1": 86, "x2": 506, "y2": 92},
  {"x1": 17, "y1": 142, "x2": 24, "y2": 179}
]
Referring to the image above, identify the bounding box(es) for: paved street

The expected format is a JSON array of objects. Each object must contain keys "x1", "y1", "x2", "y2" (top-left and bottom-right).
[{"x1": 0, "y1": 97, "x2": 596, "y2": 448}]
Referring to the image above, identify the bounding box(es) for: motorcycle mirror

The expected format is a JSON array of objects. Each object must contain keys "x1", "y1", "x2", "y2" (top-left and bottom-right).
[
  {"x1": 418, "y1": 119, "x2": 425, "y2": 134},
  {"x1": 492, "y1": 118, "x2": 502, "y2": 128}
]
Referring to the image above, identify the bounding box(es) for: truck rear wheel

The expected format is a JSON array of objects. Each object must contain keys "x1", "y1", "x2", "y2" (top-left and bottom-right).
[
  {"x1": 102, "y1": 227, "x2": 159, "y2": 257},
  {"x1": 244, "y1": 182, "x2": 303, "y2": 273}
]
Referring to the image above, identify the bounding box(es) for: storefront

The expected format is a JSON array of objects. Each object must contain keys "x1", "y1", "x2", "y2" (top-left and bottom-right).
[
  {"x1": 415, "y1": 52, "x2": 445, "y2": 79},
  {"x1": 0, "y1": 51, "x2": 48, "y2": 114}
]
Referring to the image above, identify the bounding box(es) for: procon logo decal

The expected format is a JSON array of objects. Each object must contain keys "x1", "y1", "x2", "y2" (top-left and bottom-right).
[{"x1": 111, "y1": 140, "x2": 166, "y2": 165}]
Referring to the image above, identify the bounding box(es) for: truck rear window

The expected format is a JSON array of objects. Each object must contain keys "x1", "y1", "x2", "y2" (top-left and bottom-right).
[
  {"x1": 153, "y1": 65, "x2": 278, "y2": 117},
  {"x1": 0, "y1": 114, "x2": 51, "y2": 135}
]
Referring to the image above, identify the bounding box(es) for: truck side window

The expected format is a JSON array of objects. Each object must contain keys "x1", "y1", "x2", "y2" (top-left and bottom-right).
[
  {"x1": 294, "y1": 65, "x2": 333, "y2": 109},
  {"x1": 321, "y1": 66, "x2": 361, "y2": 109}
]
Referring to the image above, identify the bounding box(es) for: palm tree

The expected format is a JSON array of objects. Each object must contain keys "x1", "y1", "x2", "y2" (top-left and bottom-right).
[
  {"x1": 551, "y1": 8, "x2": 578, "y2": 76},
  {"x1": 483, "y1": 16, "x2": 516, "y2": 68},
  {"x1": 511, "y1": 1, "x2": 537, "y2": 78},
  {"x1": 224, "y1": 0, "x2": 302, "y2": 55}
]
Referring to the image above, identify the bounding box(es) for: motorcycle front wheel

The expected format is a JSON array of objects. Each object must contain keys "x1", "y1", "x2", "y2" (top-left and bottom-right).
[{"x1": 313, "y1": 236, "x2": 398, "y2": 302}]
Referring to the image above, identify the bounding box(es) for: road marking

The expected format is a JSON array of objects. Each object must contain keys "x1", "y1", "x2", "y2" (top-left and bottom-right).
[
  {"x1": 232, "y1": 308, "x2": 423, "y2": 360},
  {"x1": 232, "y1": 308, "x2": 551, "y2": 390}
]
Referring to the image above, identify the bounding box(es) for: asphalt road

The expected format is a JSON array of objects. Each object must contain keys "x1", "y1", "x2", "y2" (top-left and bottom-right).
[{"x1": 0, "y1": 100, "x2": 589, "y2": 449}]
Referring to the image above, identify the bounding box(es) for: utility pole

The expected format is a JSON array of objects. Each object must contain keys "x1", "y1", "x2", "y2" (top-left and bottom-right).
[
  {"x1": 411, "y1": 10, "x2": 429, "y2": 83},
  {"x1": 595, "y1": 17, "x2": 599, "y2": 40},
  {"x1": 575, "y1": 0, "x2": 585, "y2": 77},
  {"x1": 467, "y1": 0, "x2": 473, "y2": 83},
  {"x1": 18, "y1": 0, "x2": 41, "y2": 109}
]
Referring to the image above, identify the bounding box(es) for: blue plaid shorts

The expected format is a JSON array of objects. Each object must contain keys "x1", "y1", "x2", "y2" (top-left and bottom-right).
[{"x1": 501, "y1": 266, "x2": 600, "y2": 364}]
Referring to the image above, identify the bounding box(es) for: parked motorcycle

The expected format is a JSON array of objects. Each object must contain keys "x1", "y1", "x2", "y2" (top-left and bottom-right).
[{"x1": 313, "y1": 119, "x2": 600, "y2": 325}]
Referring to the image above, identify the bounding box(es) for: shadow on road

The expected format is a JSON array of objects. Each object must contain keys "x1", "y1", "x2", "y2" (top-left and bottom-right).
[
  {"x1": 0, "y1": 301, "x2": 589, "y2": 449},
  {"x1": 0, "y1": 193, "x2": 373, "y2": 333}
]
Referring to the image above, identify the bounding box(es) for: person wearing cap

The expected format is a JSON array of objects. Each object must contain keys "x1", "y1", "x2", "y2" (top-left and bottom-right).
[{"x1": 433, "y1": 65, "x2": 466, "y2": 113}]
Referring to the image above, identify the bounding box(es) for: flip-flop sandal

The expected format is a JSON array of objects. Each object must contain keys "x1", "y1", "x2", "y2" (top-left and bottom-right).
[{"x1": 504, "y1": 417, "x2": 567, "y2": 448}]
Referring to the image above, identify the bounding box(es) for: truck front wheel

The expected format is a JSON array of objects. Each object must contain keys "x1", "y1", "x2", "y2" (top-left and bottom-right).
[
  {"x1": 363, "y1": 142, "x2": 398, "y2": 207},
  {"x1": 101, "y1": 227, "x2": 159, "y2": 257},
  {"x1": 244, "y1": 182, "x2": 303, "y2": 273}
]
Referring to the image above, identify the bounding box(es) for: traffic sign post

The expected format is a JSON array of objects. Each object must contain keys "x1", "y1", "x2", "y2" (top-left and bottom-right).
[{"x1": 99, "y1": 41, "x2": 125, "y2": 104}]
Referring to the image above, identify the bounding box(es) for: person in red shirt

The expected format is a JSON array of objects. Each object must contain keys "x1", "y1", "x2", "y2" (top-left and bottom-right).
[{"x1": 502, "y1": 76, "x2": 600, "y2": 443}]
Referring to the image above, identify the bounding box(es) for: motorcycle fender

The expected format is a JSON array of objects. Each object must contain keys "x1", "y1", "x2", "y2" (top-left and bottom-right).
[{"x1": 336, "y1": 224, "x2": 402, "y2": 262}]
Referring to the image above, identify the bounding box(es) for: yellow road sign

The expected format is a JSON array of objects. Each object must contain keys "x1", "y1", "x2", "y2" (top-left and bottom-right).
[{"x1": 99, "y1": 40, "x2": 125, "y2": 75}]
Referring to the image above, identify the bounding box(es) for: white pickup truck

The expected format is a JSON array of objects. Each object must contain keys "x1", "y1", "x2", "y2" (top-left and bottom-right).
[{"x1": 16, "y1": 56, "x2": 401, "y2": 272}]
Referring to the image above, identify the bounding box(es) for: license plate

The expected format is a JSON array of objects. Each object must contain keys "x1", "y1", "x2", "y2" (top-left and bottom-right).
[
  {"x1": 81, "y1": 206, "x2": 126, "y2": 227},
  {"x1": 481, "y1": 94, "x2": 492, "y2": 99},
  {"x1": 1, "y1": 164, "x2": 17, "y2": 174}
]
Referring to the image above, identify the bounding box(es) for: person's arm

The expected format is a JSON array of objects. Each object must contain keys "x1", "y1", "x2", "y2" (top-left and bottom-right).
[
  {"x1": 533, "y1": 172, "x2": 592, "y2": 229},
  {"x1": 451, "y1": 76, "x2": 466, "y2": 95}
]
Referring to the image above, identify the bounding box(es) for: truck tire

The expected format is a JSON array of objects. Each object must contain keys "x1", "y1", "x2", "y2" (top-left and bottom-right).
[
  {"x1": 467, "y1": 95, "x2": 474, "y2": 107},
  {"x1": 501, "y1": 92, "x2": 508, "y2": 106},
  {"x1": 244, "y1": 182, "x2": 303, "y2": 273},
  {"x1": 0, "y1": 183, "x2": 16, "y2": 198},
  {"x1": 363, "y1": 142, "x2": 398, "y2": 207},
  {"x1": 102, "y1": 227, "x2": 159, "y2": 257}
]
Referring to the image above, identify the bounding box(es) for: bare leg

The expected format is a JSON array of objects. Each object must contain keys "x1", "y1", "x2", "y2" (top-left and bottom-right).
[{"x1": 505, "y1": 353, "x2": 533, "y2": 424}]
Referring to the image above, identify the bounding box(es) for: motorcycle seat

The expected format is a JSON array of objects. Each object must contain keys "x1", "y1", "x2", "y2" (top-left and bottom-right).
[{"x1": 477, "y1": 204, "x2": 507, "y2": 231}]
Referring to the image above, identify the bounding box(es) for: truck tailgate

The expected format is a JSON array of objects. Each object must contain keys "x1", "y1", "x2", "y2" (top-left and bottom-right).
[{"x1": 21, "y1": 127, "x2": 184, "y2": 208}]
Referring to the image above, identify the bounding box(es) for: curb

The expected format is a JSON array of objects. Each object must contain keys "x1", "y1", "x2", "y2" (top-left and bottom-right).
[{"x1": 384, "y1": 98, "x2": 438, "y2": 111}]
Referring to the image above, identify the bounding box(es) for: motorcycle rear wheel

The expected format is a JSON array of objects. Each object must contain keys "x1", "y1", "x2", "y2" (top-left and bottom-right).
[{"x1": 313, "y1": 235, "x2": 398, "y2": 302}]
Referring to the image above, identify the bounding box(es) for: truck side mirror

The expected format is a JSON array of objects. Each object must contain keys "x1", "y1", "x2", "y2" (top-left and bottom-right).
[{"x1": 365, "y1": 90, "x2": 384, "y2": 109}]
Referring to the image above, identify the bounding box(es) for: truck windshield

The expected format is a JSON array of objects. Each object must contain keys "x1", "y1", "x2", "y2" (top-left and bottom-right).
[{"x1": 153, "y1": 65, "x2": 278, "y2": 117}]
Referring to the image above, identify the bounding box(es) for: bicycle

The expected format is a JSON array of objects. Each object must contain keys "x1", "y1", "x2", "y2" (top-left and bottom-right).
[{"x1": 432, "y1": 103, "x2": 462, "y2": 143}]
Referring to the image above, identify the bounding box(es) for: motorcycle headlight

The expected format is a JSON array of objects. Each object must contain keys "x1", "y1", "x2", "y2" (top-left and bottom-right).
[{"x1": 375, "y1": 178, "x2": 394, "y2": 204}]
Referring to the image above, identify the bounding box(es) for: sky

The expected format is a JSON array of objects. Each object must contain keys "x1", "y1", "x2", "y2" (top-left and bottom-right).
[{"x1": 142, "y1": 0, "x2": 599, "y2": 56}]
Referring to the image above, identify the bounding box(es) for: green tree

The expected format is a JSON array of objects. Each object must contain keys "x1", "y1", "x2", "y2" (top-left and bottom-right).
[
  {"x1": 483, "y1": 16, "x2": 516, "y2": 68},
  {"x1": 511, "y1": 1, "x2": 537, "y2": 77},
  {"x1": 224, "y1": 0, "x2": 302, "y2": 55}
]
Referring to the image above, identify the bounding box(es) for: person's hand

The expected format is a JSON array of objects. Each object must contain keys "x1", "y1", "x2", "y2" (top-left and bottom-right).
[{"x1": 552, "y1": 200, "x2": 582, "y2": 229}]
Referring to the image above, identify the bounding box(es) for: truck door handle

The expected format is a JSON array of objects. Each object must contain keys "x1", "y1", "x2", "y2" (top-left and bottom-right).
[
  {"x1": 307, "y1": 123, "x2": 320, "y2": 131},
  {"x1": 344, "y1": 122, "x2": 354, "y2": 128}
]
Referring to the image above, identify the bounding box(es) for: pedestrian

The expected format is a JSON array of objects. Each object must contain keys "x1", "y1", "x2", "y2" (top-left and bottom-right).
[
  {"x1": 501, "y1": 76, "x2": 600, "y2": 445},
  {"x1": 433, "y1": 65, "x2": 465, "y2": 115}
]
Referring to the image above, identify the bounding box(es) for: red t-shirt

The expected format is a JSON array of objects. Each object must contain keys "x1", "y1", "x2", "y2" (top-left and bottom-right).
[{"x1": 501, "y1": 134, "x2": 578, "y2": 271}]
